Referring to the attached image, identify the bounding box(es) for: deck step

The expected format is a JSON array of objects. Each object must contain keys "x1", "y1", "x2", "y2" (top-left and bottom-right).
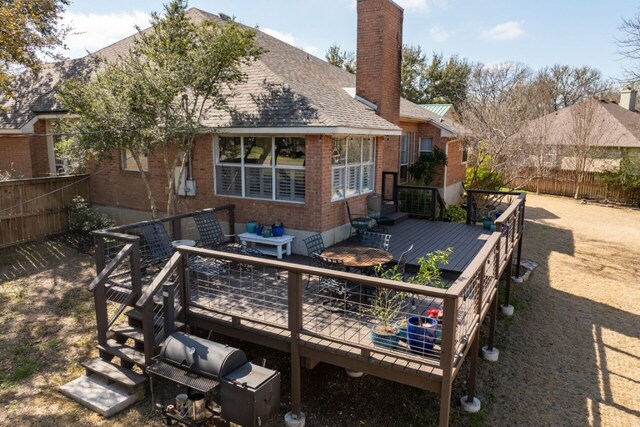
[
  {"x1": 82, "y1": 358, "x2": 147, "y2": 393},
  {"x1": 386, "y1": 211, "x2": 409, "y2": 224},
  {"x1": 111, "y1": 324, "x2": 145, "y2": 344},
  {"x1": 60, "y1": 374, "x2": 143, "y2": 417},
  {"x1": 98, "y1": 339, "x2": 147, "y2": 368}
]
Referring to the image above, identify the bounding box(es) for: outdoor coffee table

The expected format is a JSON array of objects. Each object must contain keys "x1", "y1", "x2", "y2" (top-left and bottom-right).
[
  {"x1": 238, "y1": 232, "x2": 294, "y2": 259},
  {"x1": 321, "y1": 246, "x2": 393, "y2": 269}
]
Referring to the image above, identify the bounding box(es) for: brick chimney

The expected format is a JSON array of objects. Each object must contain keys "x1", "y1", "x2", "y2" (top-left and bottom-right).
[
  {"x1": 620, "y1": 88, "x2": 637, "y2": 112},
  {"x1": 356, "y1": 0, "x2": 403, "y2": 125}
]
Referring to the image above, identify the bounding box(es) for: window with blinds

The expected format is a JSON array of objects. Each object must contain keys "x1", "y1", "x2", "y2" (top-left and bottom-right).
[
  {"x1": 215, "y1": 136, "x2": 305, "y2": 203},
  {"x1": 331, "y1": 136, "x2": 375, "y2": 200}
]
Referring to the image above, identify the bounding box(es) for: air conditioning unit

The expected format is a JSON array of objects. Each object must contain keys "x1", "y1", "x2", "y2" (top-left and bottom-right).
[{"x1": 174, "y1": 167, "x2": 196, "y2": 197}]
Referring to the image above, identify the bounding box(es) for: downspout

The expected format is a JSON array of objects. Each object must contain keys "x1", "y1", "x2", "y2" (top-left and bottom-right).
[{"x1": 443, "y1": 139, "x2": 449, "y2": 203}]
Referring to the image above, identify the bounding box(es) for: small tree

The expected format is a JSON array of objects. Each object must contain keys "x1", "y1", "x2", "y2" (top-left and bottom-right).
[
  {"x1": 325, "y1": 44, "x2": 355, "y2": 74},
  {"x1": 408, "y1": 146, "x2": 447, "y2": 186},
  {"x1": 409, "y1": 248, "x2": 452, "y2": 288},
  {"x1": 0, "y1": 0, "x2": 70, "y2": 96},
  {"x1": 59, "y1": 0, "x2": 262, "y2": 216}
]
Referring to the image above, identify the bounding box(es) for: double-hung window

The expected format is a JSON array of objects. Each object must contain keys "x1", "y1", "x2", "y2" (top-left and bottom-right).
[
  {"x1": 400, "y1": 132, "x2": 410, "y2": 183},
  {"x1": 215, "y1": 136, "x2": 305, "y2": 202},
  {"x1": 419, "y1": 138, "x2": 433, "y2": 155},
  {"x1": 331, "y1": 136, "x2": 375, "y2": 200},
  {"x1": 122, "y1": 149, "x2": 149, "y2": 172}
]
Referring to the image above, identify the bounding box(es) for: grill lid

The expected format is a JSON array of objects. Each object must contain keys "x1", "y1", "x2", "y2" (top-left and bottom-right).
[{"x1": 160, "y1": 332, "x2": 247, "y2": 379}]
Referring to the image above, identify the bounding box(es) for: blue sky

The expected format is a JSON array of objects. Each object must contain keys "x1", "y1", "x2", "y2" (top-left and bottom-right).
[{"x1": 60, "y1": 0, "x2": 640, "y2": 81}]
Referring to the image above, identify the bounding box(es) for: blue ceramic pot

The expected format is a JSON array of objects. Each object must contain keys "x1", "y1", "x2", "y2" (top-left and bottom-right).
[
  {"x1": 272, "y1": 225, "x2": 284, "y2": 237},
  {"x1": 370, "y1": 326, "x2": 400, "y2": 349},
  {"x1": 407, "y1": 316, "x2": 438, "y2": 355},
  {"x1": 483, "y1": 219, "x2": 493, "y2": 230},
  {"x1": 255, "y1": 225, "x2": 263, "y2": 235},
  {"x1": 246, "y1": 221, "x2": 257, "y2": 234}
]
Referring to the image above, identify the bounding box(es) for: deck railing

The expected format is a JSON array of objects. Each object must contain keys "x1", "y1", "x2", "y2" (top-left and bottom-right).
[{"x1": 381, "y1": 171, "x2": 446, "y2": 220}]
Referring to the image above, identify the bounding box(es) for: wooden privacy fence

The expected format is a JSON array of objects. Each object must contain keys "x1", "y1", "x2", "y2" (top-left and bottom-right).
[
  {"x1": 515, "y1": 171, "x2": 640, "y2": 206},
  {"x1": 0, "y1": 175, "x2": 90, "y2": 248}
]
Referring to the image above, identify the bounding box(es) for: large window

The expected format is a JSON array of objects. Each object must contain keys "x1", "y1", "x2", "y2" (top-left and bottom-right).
[
  {"x1": 215, "y1": 136, "x2": 305, "y2": 202},
  {"x1": 331, "y1": 136, "x2": 375, "y2": 200}
]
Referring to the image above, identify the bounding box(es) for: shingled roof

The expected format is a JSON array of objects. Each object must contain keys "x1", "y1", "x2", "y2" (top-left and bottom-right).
[
  {"x1": 524, "y1": 98, "x2": 640, "y2": 148},
  {"x1": 0, "y1": 7, "x2": 451, "y2": 136}
]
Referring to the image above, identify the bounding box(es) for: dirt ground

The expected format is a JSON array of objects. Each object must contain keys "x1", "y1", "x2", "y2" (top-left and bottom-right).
[{"x1": 0, "y1": 194, "x2": 638, "y2": 426}]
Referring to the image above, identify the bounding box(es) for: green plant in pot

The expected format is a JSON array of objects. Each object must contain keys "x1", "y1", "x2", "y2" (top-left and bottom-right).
[
  {"x1": 406, "y1": 248, "x2": 452, "y2": 354},
  {"x1": 367, "y1": 287, "x2": 404, "y2": 349},
  {"x1": 374, "y1": 264, "x2": 411, "y2": 341}
]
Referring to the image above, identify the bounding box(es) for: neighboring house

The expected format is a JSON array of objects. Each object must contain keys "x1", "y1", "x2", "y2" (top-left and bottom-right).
[
  {"x1": 521, "y1": 91, "x2": 640, "y2": 174},
  {"x1": 0, "y1": 0, "x2": 467, "y2": 251}
]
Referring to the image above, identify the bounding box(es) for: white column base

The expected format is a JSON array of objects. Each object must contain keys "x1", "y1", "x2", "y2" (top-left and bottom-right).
[
  {"x1": 345, "y1": 368, "x2": 364, "y2": 378},
  {"x1": 501, "y1": 304, "x2": 514, "y2": 316},
  {"x1": 482, "y1": 346, "x2": 500, "y2": 362},
  {"x1": 460, "y1": 396, "x2": 481, "y2": 413},
  {"x1": 284, "y1": 412, "x2": 306, "y2": 427}
]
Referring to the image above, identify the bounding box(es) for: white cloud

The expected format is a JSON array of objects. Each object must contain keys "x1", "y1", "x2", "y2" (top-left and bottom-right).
[
  {"x1": 59, "y1": 11, "x2": 150, "y2": 58},
  {"x1": 395, "y1": 0, "x2": 429, "y2": 11},
  {"x1": 430, "y1": 25, "x2": 450, "y2": 42},
  {"x1": 481, "y1": 21, "x2": 524, "y2": 41},
  {"x1": 262, "y1": 28, "x2": 320, "y2": 56}
]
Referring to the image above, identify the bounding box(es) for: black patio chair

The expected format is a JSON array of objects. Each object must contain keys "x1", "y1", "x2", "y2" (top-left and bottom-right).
[
  {"x1": 346, "y1": 201, "x2": 376, "y2": 236},
  {"x1": 361, "y1": 231, "x2": 392, "y2": 252},
  {"x1": 138, "y1": 220, "x2": 174, "y2": 267},
  {"x1": 193, "y1": 209, "x2": 231, "y2": 249},
  {"x1": 314, "y1": 254, "x2": 359, "y2": 312},
  {"x1": 304, "y1": 233, "x2": 325, "y2": 287}
]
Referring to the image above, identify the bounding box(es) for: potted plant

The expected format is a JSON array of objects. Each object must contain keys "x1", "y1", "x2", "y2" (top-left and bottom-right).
[
  {"x1": 406, "y1": 248, "x2": 452, "y2": 353},
  {"x1": 373, "y1": 264, "x2": 410, "y2": 341},
  {"x1": 272, "y1": 219, "x2": 284, "y2": 237},
  {"x1": 255, "y1": 222, "x2": 263, "y2": 236},
  {"x1": 246, "y1": 220, "x2": 258, "y2": 234},
  {"x1": 367, "y1": 287, "x2": 404, "y2": 349},
  {"x1": 262, "y1": 225, "x2": 272, "y2": 238},
  {"x1": 427, "y1": 308, "x2": 443, "y2": 345}
]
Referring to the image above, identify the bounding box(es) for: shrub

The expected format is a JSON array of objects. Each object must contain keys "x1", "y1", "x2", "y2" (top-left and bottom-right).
[
  {"x1": 409, "y1": 248, "x2": 453, "y2": 288},
  {"x1": 409, "y1": 146, "x2": 447, "y2": 186},
  {"x1": 69, "y1": 196, "x2": 114, "y2": 233},
  {"x1": 445, "y1": 204, "x2": 467, "y2": 223}
]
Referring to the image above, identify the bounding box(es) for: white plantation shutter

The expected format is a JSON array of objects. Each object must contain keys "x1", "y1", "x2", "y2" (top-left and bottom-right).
[
  {"x1": 245, "y1": 167, "x2": 273, "y2": 199},
  {"x1": 362, "y1": 164, "x2": 374, "y2": 192},
  {"x1": 216, "y1": 166, "x2": 242, "y2": 196},
  {"x1": 277, "y1": 169, "x2": 305, "y2": 202},
  {"x1": 347, "y1": 165, "x2": 360, "y2": 196},
  {"x1": 332, "y1": 167, "x2": 345, "y2": 200}
]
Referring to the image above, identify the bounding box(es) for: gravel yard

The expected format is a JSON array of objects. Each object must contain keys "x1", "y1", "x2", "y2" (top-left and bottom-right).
[{"x1": 0, "y1": 193, "x2": 638, "y2": 426}]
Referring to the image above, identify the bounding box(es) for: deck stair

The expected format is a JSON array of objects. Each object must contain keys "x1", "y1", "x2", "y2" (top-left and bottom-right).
[{"x1": 61, "y1": 256, "x2": 183, "y2": 418}]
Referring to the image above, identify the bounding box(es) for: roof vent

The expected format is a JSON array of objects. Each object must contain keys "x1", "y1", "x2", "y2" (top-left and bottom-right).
[{"x1": 219, "y1": 13, "x2": 232, "y2": 21}]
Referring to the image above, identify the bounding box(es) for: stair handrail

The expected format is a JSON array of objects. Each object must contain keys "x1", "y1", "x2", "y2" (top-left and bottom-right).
[{"x1": 136, "y1": 251, "x2": 184, "y2": 366}]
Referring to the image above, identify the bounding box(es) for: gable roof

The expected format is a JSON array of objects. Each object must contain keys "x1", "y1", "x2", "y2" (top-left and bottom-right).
[
  {"x1": 524, "y1": 99, "x2": 640, "y2": 148},
  {"x1": 0, "y1": 7, "x2": 453, "y2": 136}
]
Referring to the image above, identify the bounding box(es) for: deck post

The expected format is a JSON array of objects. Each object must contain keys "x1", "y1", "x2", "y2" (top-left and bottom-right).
[
  {"x1": 431, "y1": 188, "x2": 437, "y2": 220},
  {"x1": 466, "y1": 192, "x2": 473, "y2": 224},
  {"x1": 515, "y1": 199, "x2": 525, "y2": 277},
  {"x1": 163, "y1": 282, "x2": 175, "y2": 337},
  {"x1": 131, "y1": 238, "x2": 142, "y2": 299},
  {"x1": 438, "y1": 296, "x2": 458, "y2": 426},
  {"x1": 487, "y1": 295, "x2": 498, "y2": 351},
  {"x1": 285, "y1": 271, "x2": 305, "y2": 426},
  {"x1": 461, "y1": 329, "x2": 481, "y2": 413},
  {"x1": 171, "y1": 216, "x2": 182, "y2": 240},
  {"x1": 504, "y1": 254, "x2": 513, "y2": 308}
]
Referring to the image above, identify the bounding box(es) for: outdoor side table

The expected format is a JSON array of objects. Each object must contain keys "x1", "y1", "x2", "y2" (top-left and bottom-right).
[{"x1": 238, "y1": 233, "x2": 294, "y2": 259}]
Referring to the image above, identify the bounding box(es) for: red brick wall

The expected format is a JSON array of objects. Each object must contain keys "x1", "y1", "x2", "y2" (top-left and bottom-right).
[
  {"x1": 445, "y1": 138, "x2": 466, "y2": 188},
  {"x1": 90, "y1": 134, "x2": 392, "y2": 233},
  {"x1": 0, "y1": 135, "x2": 33, "y2": 178},
  {"x1": 356, "y1": 0, "x2": 403, "y2": 125},
  {"x1": 29, "y1": 120, "x2": 50, "y2": 177}
]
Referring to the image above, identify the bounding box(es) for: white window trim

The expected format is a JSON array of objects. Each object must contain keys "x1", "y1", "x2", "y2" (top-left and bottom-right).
[
  {"x1": 214, "y1": 135, "x2": 305, "y2": 204},
  {"x1": 331, "y1": 136, "x2": 376, "y2": 201}
]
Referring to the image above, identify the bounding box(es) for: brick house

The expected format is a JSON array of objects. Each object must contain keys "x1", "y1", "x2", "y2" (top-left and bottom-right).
[{"x1": 0, "y1": 0, "x2": 467, "y2": 252}]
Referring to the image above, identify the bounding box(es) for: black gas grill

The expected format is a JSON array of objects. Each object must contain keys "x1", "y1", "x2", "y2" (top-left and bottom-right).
[{"x1": 147, "y1": 332, "x2": 280, "y2": 427}]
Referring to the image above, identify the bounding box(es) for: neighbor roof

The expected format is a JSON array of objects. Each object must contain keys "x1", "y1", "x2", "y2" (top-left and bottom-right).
[
  {"x1": 420, "y1": 104, "x2": 453, "y2": 117},
  {"x1": 0, "y1": 8, "x2": 451, "y2": 136},
  {"x1": 524, "y1": 98, "x2": 640, "y2": 148}
]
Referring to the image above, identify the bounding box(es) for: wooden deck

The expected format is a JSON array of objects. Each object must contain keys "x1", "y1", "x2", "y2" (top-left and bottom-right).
[{"x1": 386, "y1": 219, "x2": 491, "y2": 273}]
